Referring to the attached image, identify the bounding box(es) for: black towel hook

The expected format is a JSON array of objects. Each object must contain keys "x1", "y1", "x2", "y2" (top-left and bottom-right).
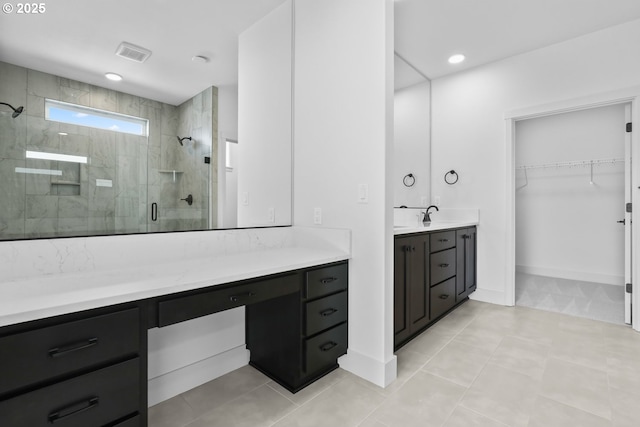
[
  {"x1": 444, "y1": 170, "x2": 459, "y2": 185},
  {"x1": 403, "y1": 173, "x2": 416, "y2": 187}
]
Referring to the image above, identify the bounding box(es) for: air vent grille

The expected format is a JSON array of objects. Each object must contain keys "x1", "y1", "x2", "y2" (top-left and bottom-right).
[{"x1": 115, "y1": 42, "x2": 152, "y2": 63}]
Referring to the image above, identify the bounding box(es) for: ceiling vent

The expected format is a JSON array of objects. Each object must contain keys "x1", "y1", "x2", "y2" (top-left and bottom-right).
[{"x1": 115, "y1": 42, "x2": 152, "y2": 63}]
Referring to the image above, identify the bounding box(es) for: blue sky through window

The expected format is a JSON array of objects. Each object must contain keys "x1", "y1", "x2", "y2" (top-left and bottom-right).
[{"x1": 45, "y1": 100, "x2": 148, "y2": 136}]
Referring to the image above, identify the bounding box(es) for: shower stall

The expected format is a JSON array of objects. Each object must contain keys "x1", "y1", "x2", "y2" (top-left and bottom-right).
[{"x1": 0, "y1": 61, "x2": 216, "y2": 240}]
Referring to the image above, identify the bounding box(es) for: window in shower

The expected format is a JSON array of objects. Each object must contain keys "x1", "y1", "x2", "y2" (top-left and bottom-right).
[{"x1": 45, "y1": 99, "x2": 149, "y2": 136}]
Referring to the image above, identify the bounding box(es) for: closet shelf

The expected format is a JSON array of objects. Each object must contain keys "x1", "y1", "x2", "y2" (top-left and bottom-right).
[{"x1": 516, "y1": 158, "x2": 623, "y2": 170}]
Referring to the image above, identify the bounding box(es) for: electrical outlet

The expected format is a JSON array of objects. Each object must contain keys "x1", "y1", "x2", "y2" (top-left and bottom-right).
[
  {"x1": 242, "y1": 192, "x2": 249, "y2": 206},
  {"x1": 313, "y1": 207, "x2": 322, "y2": 225},
  {"x1": 268, "y1": 207, "x2": 275, "y2": 223},
  {"x1": 434, "y1": 196, "x2": 441, "y2": 207}
]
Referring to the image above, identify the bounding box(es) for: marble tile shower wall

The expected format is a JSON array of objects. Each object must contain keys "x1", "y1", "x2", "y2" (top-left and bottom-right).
[
  {"x1": 0, "y1": 61, "x2": 214, "y2": 239},
  {"x1": 149, "y1": 86, "x2": 215, "y2": 232}
]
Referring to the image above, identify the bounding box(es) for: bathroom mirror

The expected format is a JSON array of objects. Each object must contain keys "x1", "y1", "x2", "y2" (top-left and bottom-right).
[
  {"x1": 0, "y1": 0, "x2": 292, "y2": 240},
  {"x1": 394, "y1": 53, "x2": 432, "y2": 208}
]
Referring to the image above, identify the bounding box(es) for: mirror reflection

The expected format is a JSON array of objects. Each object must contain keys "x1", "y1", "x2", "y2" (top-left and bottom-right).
[
  {"x1": 0, "y1": 0, "x2": 292, "y2": 240},
  {"x1": 393, "y1": 52, "x2": 432, "y2": 208}
]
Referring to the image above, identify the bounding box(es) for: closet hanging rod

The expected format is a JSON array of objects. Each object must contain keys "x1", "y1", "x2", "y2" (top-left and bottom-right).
[{"x1": 516, "y1": 158, "x2": 623, "y2": 171}]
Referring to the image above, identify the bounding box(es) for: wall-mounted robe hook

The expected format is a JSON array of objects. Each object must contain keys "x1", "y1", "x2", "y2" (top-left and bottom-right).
[
  {"x1": 444, "y1": 170, "x2": 459, "y2": 185},
  {"x1": 403, "y1": 173, "x2": 415, "y2": 187}
]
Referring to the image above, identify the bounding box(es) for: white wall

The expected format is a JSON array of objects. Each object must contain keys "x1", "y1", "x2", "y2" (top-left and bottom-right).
[
  {"x1": 394, "y1": 81, "x2": 431, "y2": 207},
  {"x1": 431, "y1": 19, "x2": 640, "y2": 304},
  {"x1": 237, "y1": 1, "x2": 292, "y2": 227},
  {"x1": 516, "y1": 104, "x2": 626, "y2": 285},
  {"x1": 218, "y1": 84, "x2": 239, "y2": 228},
  {"x1": 293, "y1": 0, "x2": 396, "y2": 387}
]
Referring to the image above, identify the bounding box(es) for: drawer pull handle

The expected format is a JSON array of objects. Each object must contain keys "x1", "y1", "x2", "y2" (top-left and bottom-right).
[
  {"x1": 48, "y1": 337, "x2": 98, "y2": 358},
  {"x1": 320, "y1": 308, "x2": 338, "y2": 317},
  {"x1": 438, "y1": 238, "x2": 449, "y2": 243},
  {"x1": 230, "y1": 292, "x2": 256, "y2": 303},
  {"x1": 320, "y1": 277, "x2": 338, "y2": 284},
  {"x1": 438, "y1": 263, "x2": 449, "y2": 268},
  {"x1": 320, "y1": 341, "x2": 338, "y2": 352},
  {"x1": 48, "y1": 396, "x2": 99, "y2": 424},
  {"x1": 439, "y1": 294, "x2": 449, "y2": 300}
]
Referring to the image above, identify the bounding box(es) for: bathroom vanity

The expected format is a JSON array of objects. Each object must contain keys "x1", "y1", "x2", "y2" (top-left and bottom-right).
[
  {"x1": 394, "y1": 223, "x2": 477, "y2": 349},
  {"x1": 0, "y1": 228, "x2": 350, "y2": 427}
]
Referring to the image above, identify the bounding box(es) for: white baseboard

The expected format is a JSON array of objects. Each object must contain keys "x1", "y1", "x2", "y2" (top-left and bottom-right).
[
  {"x1": 338, "y1": 349, "x2": 397, "y2": 388},
  {"x1": 469, "y1": 288, "x2": 508, "y2": 306},
  {"x1": 147, "y1": 345, "x2": 250, "y2": 407},
  {"x1": 516, "y1": 265, "x2": 624, "y2": 286}
]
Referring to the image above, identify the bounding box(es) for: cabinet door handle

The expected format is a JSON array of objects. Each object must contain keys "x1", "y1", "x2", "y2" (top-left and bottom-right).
[
  {"x1": 320, "y1": 341, "x2": 338, "y2": 352},
  {"x1": 439, "y1": 294, "x2": 449, "y2": 300},
  {"x1": 438, "y1": 238, "x2": 449, "y2": 243},
  {"x1": 48, "y1": 337, "x2": 98, "y2": 358},
  {"x1": 48, "y1": 396, "x2": 99, "y2": 424},
  {"x1": 320, "y1": 308, "x2": 338, "y2": 317},
  {"x1": 229, "y1": 292, "x2": 256, "y2": 303},
  {"x1": 438, "y1": 263, "x2": 449, "y2": 268},
  {"x1": 320, "y1": 277, "x2": 338, "y2": 284},
  {"x1": 151, "y1": 202, "x2": 158, "y2": 221}
]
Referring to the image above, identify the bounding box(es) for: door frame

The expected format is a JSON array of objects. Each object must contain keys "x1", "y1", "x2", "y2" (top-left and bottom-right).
[{"x1": 504, "y1": 86, "x2": 640, "y2": 331}]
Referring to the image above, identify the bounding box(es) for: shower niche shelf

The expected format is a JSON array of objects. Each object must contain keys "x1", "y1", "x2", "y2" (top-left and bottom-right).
[
  {"x1": 158, "y1": 170, "x2": 184, "y2": 183},
  {"x1": 51, "y1": 181, "x2": 81, "y2": 196}
]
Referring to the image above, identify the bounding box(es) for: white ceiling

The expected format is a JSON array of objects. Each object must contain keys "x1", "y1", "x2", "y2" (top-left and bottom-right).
[
  {"x1": 2, "y1": 0, "x2": 640, "y2": 104},
  {"x1": 395, "y1": 0, "x2": 640, "y2": 89},
  {"x1": 0, "y1": 0, "x2": 287, "y2": 105}
]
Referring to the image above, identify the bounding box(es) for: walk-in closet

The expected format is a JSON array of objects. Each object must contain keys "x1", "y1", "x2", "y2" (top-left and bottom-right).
[{"x1": 515, "y1": 103, "x2": 631, "y2": 324}]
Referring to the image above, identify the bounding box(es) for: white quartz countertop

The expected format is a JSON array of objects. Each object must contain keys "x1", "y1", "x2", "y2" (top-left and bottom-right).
[
  {"x1": 0, "y1": 246, "x2": 349, "y2": 328},
  {"x1": 394, "y1": 220, "x2": 479, "y2": 236}
]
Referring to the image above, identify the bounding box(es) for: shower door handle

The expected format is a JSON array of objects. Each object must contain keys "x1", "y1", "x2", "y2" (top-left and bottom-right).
[{"x1": 151, "y1": 203, "x2": 158, "y2": 221}]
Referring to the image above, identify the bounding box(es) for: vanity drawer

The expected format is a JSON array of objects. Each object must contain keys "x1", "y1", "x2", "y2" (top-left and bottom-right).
[
  {"x1": 0, "y1": 308, "x2": 140, "y2": 395},
  {"x1": 158, "y1": 273, "x2": 299, "y2": 327},
  {"x1": 305, "y1": 291, "x2": 347, "y2": 336},
  {"x1": 430, "y1": 231, "x2": 455, "y2": 253},
  {"x1": 430, "y1": 278, "x2": 456, "y2": 320},
  {"x1": 304, "y1": 322, "x2": 347, "y2": 374},
  {"x1": 113, "y1": 414, "x2": 141, "y2": 427},
  {"x1": 0, "y1": 358, "x2": 139, "y2": 427},
  {"x1": 305, "y1": 262, "x2": 348, "y2": 300},
  {"x1": 430, "y1": 248, "x2": 456, "y2": 285}
]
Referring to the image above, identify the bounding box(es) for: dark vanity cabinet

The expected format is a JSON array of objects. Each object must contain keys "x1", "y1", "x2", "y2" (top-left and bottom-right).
[
  {"x1": 394, "y1": 233, "x2": 430, "y2": 346},
  {"x1": 394, "y1": 227, "x2": 476, "y2": 349},
  {"x1": 0, "y1": 261, "x2": 349, "y2": 426},
  {"x1": 247, "y1": 261, "x2": 348, "y2": 393},
  {"x1": 0, "y1": 305, "x2": 146, "y2": 427},
  {"x1": 456, "y1": 227, "x2": 477, "y2": 300}
]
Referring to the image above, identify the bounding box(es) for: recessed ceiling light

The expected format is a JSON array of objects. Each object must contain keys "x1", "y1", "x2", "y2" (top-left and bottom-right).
[
  {"x1": 192, "y1": 55, "x2": 209, "y2": 64},
  {"x1": 448, "y1": 54, "x2": 465, "y2": 64},
  {"x1": 105, "y1": 72, "x2": 123, "y2": 81}
]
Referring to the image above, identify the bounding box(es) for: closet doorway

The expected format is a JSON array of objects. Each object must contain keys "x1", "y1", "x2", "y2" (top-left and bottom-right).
[{"x1": 514, "y1": 103, "x2": 632, "y2": 324}]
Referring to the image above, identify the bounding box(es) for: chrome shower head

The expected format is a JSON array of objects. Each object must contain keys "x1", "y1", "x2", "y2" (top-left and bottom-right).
[{"x1": 0, "y1": 102, "x2": 24, "y2": 118}]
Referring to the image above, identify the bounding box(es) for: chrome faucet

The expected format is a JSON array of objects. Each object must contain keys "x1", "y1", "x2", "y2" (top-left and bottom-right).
[{"x1": 422, "y1": 205, "x2": 439, "y2": 224}]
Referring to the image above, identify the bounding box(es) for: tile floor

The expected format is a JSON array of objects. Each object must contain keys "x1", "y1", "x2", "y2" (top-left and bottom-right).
[
  {"x1": 149, "y1": 300, "x2": 640, "y2": 427},
  {"x1": 515, "y1": 273, "x2": 626, "y2": 324}
]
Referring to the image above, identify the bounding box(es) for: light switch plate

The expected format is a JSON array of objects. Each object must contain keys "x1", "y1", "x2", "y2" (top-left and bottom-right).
[
  {"x1": 358, "y1": 184, "x2": 369, "y2": 204},
  {"x1": 313, "y1": 207, "x2": 322, "y2": 225},
  {"x1": 268, "y1": 207, "x2": 275, "y2": 223},
  {"x1": 434, "y1": 196, "x2": 441, "y2": 207}
]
